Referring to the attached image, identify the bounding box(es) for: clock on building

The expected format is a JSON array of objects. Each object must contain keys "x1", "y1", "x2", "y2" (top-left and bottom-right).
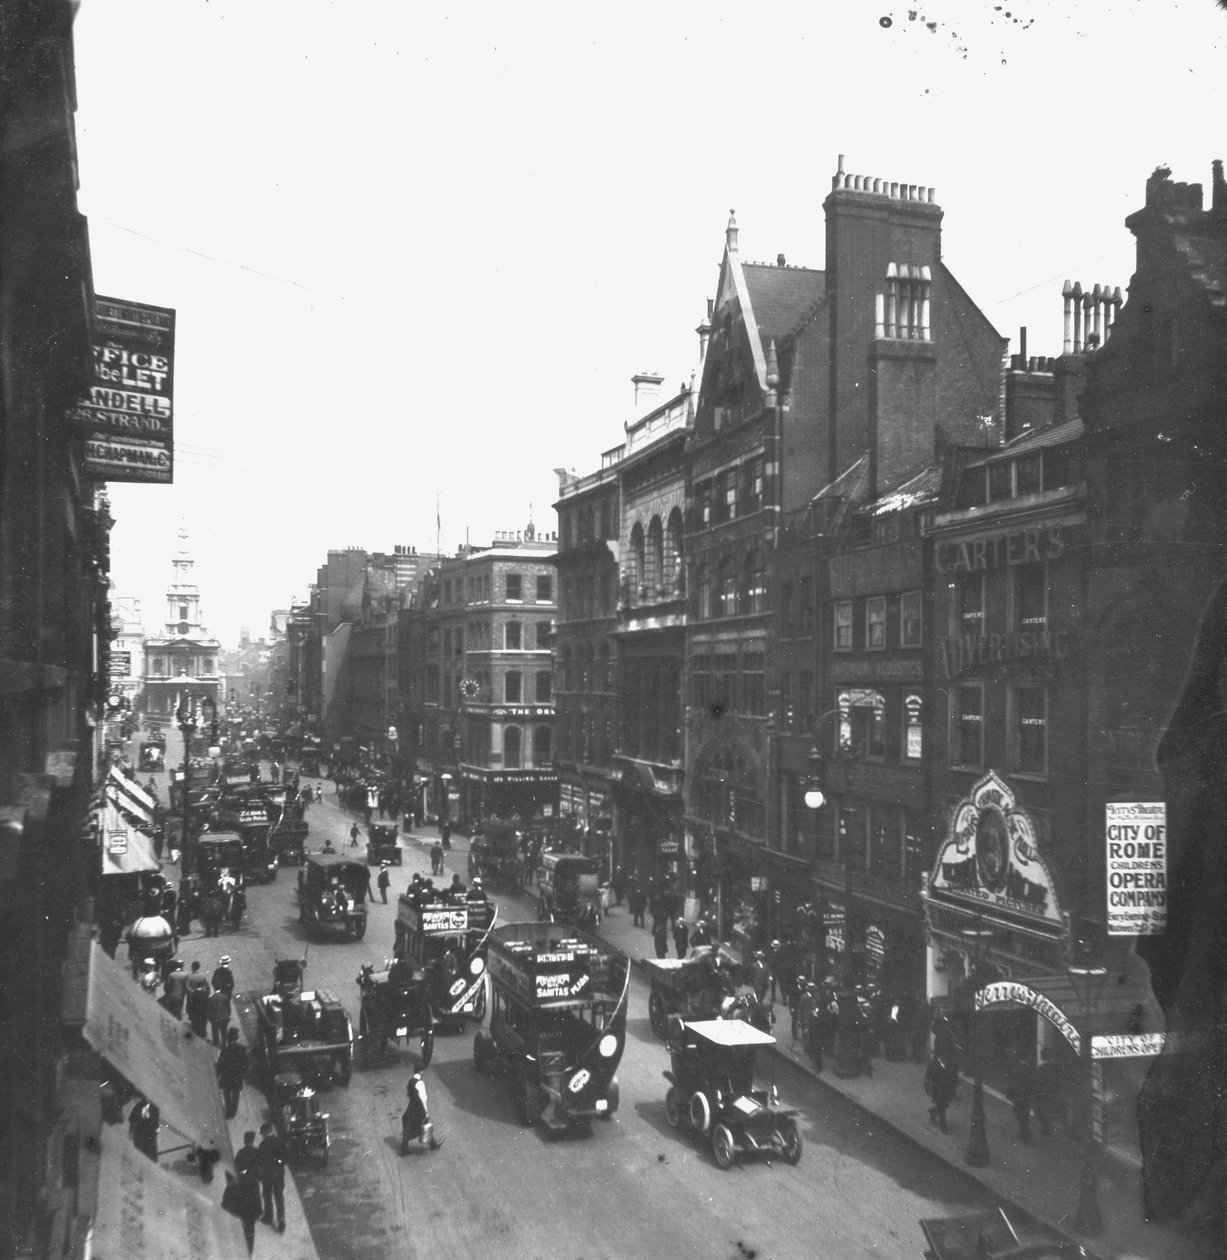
[{"x1": 178, "y1": 622, "x2": 190, "y2": 635}]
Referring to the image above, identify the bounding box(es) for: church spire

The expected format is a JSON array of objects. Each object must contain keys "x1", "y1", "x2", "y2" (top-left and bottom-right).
[{"x1": 165, "y1": 523, "x2": 205, "y2": 637}]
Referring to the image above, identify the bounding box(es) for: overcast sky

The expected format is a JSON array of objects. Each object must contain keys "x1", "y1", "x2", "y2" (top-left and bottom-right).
[{"x1": 73, "y1": 0, "x2": 1225, "y2": 647}]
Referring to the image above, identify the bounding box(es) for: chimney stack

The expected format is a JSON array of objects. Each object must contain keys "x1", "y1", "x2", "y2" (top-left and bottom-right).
[{"x1": 632, "y1": 372, "x2": 665, "y2": 411}]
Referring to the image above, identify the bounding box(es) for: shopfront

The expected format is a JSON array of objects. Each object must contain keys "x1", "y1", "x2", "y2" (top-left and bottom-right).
[{"x1": 614, "y1": 759, "x2": 684, "y2": 885}]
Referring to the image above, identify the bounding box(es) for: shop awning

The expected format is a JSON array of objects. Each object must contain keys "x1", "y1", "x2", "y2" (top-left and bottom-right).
[
  {"x1": 92, "y1": 1133, "x2": 246, "y2": 1260},
  {"x1": 107, "y1": 766, "x2": 156, "y2": 825},
  {"x1": 80, "y1": 943, "x2": 232, "y2": 1161},
  {"x1": 99, "y1": 798, "x2": 160, "y2": 875}
]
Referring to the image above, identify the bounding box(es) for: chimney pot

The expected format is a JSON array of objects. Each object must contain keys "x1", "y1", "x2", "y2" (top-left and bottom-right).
[
  {"x1": 890, "y1": 181, "x2": 899, "y2": 198},
  {"x1": 777, "y1": 253, "x2": 786, "y2": 266}
]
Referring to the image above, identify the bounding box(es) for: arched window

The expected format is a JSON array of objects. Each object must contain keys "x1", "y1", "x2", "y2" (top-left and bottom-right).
[
  {"x1": 693, "y1": 564, "x2": 712, "y2": 620},
  {"x1": 629, "y1": 522, "x2": 646, "y2": 603},
  {"x1": 533, "y1": 725, "x2": 551, "y2": 766},
  {"x1": 647, "y1": 516, "x2": 664, "y2": 596},
  {"x1": 665, "y1": 508, "x2": 684, "y2": 594},
  {"x1": 503, "y1": 725, "x2": 522, "y2": 769},
  {"x1": 717, "y1": 558, "x2": 737, "y2": 617},
  {"x1": 742, "y1": 549, "x2": 766, "y2": 614}
]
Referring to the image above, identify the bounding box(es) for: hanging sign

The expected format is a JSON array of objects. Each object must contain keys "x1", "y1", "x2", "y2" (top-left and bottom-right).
[
  {"x1": 70, "y1": 295, "x2": 176, "y2": 484},
  {"x1": 1105, "y1": 802, "x2": 1166, "y2": 936}
]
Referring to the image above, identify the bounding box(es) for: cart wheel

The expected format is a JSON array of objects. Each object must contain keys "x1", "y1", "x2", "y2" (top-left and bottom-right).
[
  {"x1": 648, "y1": 990, "x2": 667, "y2": 1038},
  {"x1": 712, "y1": 1123, "x2": 736, "y2": 1170},
  {"x1": 781, "y1": 1120, "x2": 803, "y2": 1165},
  {"x1": 334, "y1": 1051, "x2": 352, "y2": 1087},
  {"x1": 664, "y1": 1086, "x2": 684, "y2": 1129},
  {"x1": 420, "y1": 1026, "x2": 434, "y2": 1068}
]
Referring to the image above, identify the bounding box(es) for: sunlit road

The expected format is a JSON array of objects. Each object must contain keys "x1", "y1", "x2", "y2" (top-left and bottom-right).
[{"x1": 176, "y1": 757, "x2": 1040, "y2": 1260}]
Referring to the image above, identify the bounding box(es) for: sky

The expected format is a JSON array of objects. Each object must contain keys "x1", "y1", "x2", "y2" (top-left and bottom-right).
[{"x1": 72, "y1": 0, "x2": 1226, "y2": 648}]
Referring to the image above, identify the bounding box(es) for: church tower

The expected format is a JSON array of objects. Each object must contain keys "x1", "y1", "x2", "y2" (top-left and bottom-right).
[{"x1": 165, "y1": 525, "x2": 205, "y2": 637}]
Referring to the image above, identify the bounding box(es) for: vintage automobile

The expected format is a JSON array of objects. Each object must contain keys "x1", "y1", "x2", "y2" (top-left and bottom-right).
[
  {"x1": 365, "y1": 821, "x2": 402, "y2": 866},
  {"x1": 137, "y1": 739, "x2": 166, "y2": 771},
  {"x1": 474, "y1": 820, "x2": 523, "y2": 887},
  {"x1": 662, "y1": 1017, "x2": 802, "y2": 1169},
  {"x1": 233, "y1": 818, "x2": 278, "y2": 884},
  {"x1": 296, "y1": 854, "x2": 370, "y2": 940},
  {"x1": 253, "y1": 958, "x2": 354, "y2": 1085},
  {"x1": 270, "y1": 812, "x2": 309, "y2": 866},
  {"x1": 299, "y1": 751, "x2": 321, "y2": 777},
  {"x1": 646, "y1": 944, "x2": 743, "y2": 1037},
  {"x1": 536, "y1": 852, "x2": 602, "y2": 929},
  {"x1": 356, "y1": 958, "x2": 434, "y2": 1067},
  {"x1": 919, "y1": 1210, "x2": 1099, "y2": 1260},
  {"x1": 474, "y1": 921, "x2": 629, "y2": 1131},
  {"x1": 187, "y1": 832, "x2": 247, "y2": 889},
  {"x1": 393, "y1": 889, "x2": 497, "y2": 1028},
  {"x1": 270, "y1": 1071, "x2": 330, "y2": 1167}
]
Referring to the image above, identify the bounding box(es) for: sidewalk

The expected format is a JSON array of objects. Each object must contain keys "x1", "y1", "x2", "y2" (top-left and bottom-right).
[{"x1": 591, "y1": 898, "x2": 1210, "y2": 1260}]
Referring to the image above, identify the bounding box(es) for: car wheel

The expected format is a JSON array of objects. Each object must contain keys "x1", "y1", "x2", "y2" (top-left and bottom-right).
[
  {"x1": 664, "y1": 1086, "x2": 684, "y2": 1129},
  {"x1": 781, "y1": 1120, "x2": 803, "y2": 1165},
  {"x1": 648, "y1": 990, "x2": 667, "y2": 1038},
  {"x1": 712, "y1": 1123, "x2": 736, "y2": 1170},
  {"x1": 689, "y1": 1091, "x2": 713, "y2": 1136}
]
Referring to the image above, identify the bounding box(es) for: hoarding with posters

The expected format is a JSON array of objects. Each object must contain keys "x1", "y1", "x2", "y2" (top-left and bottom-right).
[
  {"x1": 1105, "y1": 801, "x2": 1167, "y2": 936},
  {"x1": 70, "y1": 295, "x2": 175, "y2": 483}
]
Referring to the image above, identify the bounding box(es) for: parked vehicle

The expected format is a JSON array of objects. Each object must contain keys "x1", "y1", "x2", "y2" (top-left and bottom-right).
[
  {"x1": 473, "y1": 921, "x2": 629, "y2": 1130},
  {"x1": 138, "y1": 739, "x2": 166, "y2": 771},
  {"x1": 269, "y1": 1071, "x2": 330, "y2": 1167},
  {"x1": 296, "y1": 854, "x2": 370, "y2": 940},
  {"x1": 393, "y1": 889, "x2": 497, "y2": 1028},
  {"x1": 252, "y1": 958, "x2": 353, "y2": 1085},
  {"x1": 663, "y1": 1017, "x2": 802, "y2": 1170},
  {"x1": 365, "y1": 821, "x2": 402, "y2": 866},
  {"x1": 356, "y1": 958, "x2": 434, "y2": 1067},
  {"x1": 536, "y1": 852, "x2": 602, "y2": 930},
  {"x1": 646, "y1": 944, "x2": 741, "y2": 1037}
]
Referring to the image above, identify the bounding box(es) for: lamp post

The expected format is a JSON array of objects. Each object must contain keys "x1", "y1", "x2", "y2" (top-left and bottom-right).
[
  {"x1": 176, "y1": 696, "x2": 199, "y2": 862},
  {"x1": 1068, "y1": 962, "x2": 1109, "y2": 1235},
  {"x1": 961, "y1": 924, "x2": 995, "y2": 1167}
]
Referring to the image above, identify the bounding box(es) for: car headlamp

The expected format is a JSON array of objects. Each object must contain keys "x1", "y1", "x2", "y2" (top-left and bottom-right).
[
  {"x1": 469, "y1": 956, "x2": 485, "y2": 976},
  {"x1": 598, "y1": 1033, "x2": 618, "y2": 1058}
]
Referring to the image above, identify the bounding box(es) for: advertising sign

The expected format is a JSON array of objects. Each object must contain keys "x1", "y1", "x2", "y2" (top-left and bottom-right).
[
  {"x1": 109, "y1": 651, "x2": 132, "y2": 679},
  {"x1": 421, "y1": 907, "x2": 469, "y2": 933},
  {"x1": 1105, "y1": 802, "x2": 1166, "y2": 936},
  {"x1": 535, "y1": 966, "x2": 591, "y2": 1003},
  {"x1": 70, "y1": 295, "x2": 175, "y2": 484}
]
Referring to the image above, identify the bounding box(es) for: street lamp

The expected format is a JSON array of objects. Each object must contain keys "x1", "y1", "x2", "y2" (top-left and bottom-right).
[
  {"x1": 1068, "y1": 962, "x2": 1110, "y2": 1235},
  {"x1": 961, "y1": 923, "x2": 996, "y2": 1167}
]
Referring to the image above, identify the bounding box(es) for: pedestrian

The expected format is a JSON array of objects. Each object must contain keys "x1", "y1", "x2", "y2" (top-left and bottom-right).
[
  {"x1": 748, "y1": 949, "x2": 773, "y2": 1005},
  {"x1": 349, "y1": 823, "x2": 360, "y2": 848},
  {"x1": 229, "y1": 884, "x2": 247, "y2": 932},
  {"x1": 314, "y1": 783, "x2": 322, "y2": 803},
  {"x1": 128, "y1": 1097, "x2": 160, "y2": 1161},
  {"x1": 222, "y1": 1169, "x2": 263, "y2": 1255},
  {"x1": 216, "y1": 1027, "x2": 249, "y2": 1119},
  {"x1": 208, "y1": 985, "x2": 232, "y2": 1046},
  {"x1": 257, "y1": 1121, "x2": 287, "y2": 1232},
  {"x1": 176, "y1": 881, "x2": 196, "y2": 937},
  {"x1": 377, "y1": 862, "x2": 391, "y2": 904},
  {"x1": 162, "y1": 960, "x2": 188, "y2": 1018},
  {"x1": 400, "y1": 1070, "x2": 443, "y2": 1153},
  {"x1": 440, "y1": 819, "x2": 451, "y2": 850},
  {"x1": 212, "y1": 954, "x2": 235, "y2": 1000},
  {"x1": 673, "y1": 918, "x2": 689, "y2": 959},
  {"x1": 201, "y1": 890, "x2": 224, "y2": 937},
  {"x1": 185, "y1": 962, "x2": 211, "y2": 1038},
  {"x1": 629, "y1": 879, "x2": 645, "y2": 928},
  {"x1": 430, "y1": 841, "x2": 444, "y2": 876},
  {"x1": 1006, "y1": 1051, "x2": 1037, "y2": 1144},
  {"x1": 653, "y1": 919, "x2": 669, "y2": 959},
  {"x1": 926, "y1": 1052, "x2": 959, "y2": 1133},
  {"x1": 611, "y1": 865, "x2": 626, "y2": 908},
  {"x1": 234, "y1": 1130, "x2": 260, "y2": 1179}
]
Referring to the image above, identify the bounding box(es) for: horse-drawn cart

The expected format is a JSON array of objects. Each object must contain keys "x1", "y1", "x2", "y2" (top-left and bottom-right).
[{"x1": 253, "y1": 958, "x2": 354, "y2": 1085}]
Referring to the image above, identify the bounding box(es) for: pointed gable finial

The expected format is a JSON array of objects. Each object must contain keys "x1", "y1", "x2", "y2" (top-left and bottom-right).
[
  {"x1": 726, "y1": 209, "x2": 739, "y2": 254},
  {"x1": 765, "y1": 339, "x2": 780, "y2": 391}
]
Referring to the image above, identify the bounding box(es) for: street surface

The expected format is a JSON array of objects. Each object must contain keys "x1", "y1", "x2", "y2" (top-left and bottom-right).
[{"x1": 157, "y1": 743, "x2": 1058, "y2": 1260}]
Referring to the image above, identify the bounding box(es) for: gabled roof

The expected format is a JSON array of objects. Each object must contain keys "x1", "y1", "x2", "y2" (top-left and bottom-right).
[
  {"x1": 740, "y1": 263, "x2": 826, "y2": 344},
  {"x1": 865, "y1": 465, "x2": 941, "y2": 516},
  {"x1": 966, "y1": 417, "x2": 1084, "y2": 466},
  {"x1": 813, "y1": 455, "x2": 868, "y2": 503}
]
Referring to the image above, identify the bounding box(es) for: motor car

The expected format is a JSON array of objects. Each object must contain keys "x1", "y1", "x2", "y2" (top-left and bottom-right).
[
  {"x1": 536, "y1": 852, "x2": 602, "y2": 929},
  {"x1": 269, "y1": 1071, "x2": 330, "y2": 1166},
  {"x1": 663, "y1": 1017, "x2": 802, "y2": 1169},
  {"x1": 296, "y1": 854, "x2": 370, "y2": 939},
  {"x1": 365, "y1": 821, "x2": 402, "y2": 866}
]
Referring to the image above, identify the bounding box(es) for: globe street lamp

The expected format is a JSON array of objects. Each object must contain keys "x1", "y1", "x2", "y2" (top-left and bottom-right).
[{"x1": 961, "y1": 924, "x2": 996, "y2": 1167}]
